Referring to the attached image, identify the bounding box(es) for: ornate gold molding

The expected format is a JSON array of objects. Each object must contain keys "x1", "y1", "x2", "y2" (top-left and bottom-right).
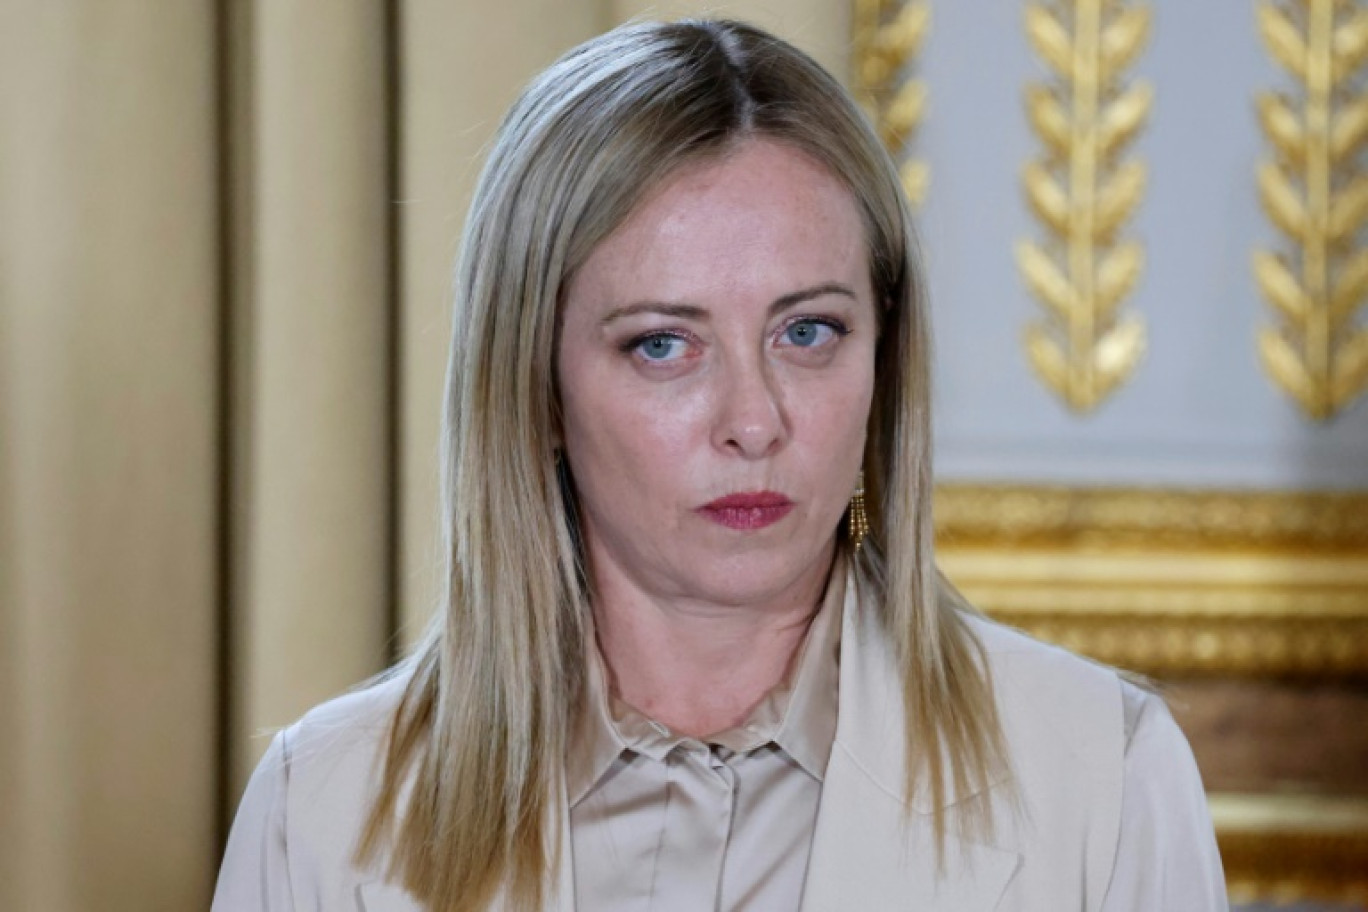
[
  {"x1": 1213, "y1": 793, "x2": 1368, "y2": 904},
  {"x1": 935, "y1": 484, "x2": 1368, "y2": 678},
  {"x1": 937, "y1": 483, "x2": 1368, "y2": 548},
  {"x1": 852, "y1": 0, "x2": 931, "y2": 205},
  {"x1": 973, "y1": 602, "x2": 1368, "y2": 678},
  {"x1": 1255, "y1": 0, "x2": 1368, "y2": 420},
  {"x1": 1018, "y1": 0, "x2": 1153, "y2": 412}
]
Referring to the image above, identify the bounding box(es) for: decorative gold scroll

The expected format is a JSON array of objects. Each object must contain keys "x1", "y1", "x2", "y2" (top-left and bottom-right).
[
  {"x1": 1254, "y1": 0, "x2": 1368, "y2": 420},
  {"x1": 1017, "y1": 1, "x2": 1153, "y2": 412},
  {"x1": 852, "y1": 0, "x2": 931, "y2": 205}
]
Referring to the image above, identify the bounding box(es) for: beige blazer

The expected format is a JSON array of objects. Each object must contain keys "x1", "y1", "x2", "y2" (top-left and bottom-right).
[{"x1": 213, "y1": 581, "x2": 1228, "y2": 911}]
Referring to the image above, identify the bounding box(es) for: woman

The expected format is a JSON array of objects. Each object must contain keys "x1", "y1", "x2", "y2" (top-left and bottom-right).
[{"x1": 213, "y1": 18, "x2": 1226, "y2": 912}]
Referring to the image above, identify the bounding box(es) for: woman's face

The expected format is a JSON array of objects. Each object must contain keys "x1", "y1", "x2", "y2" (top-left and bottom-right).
[{"x1": 557, "y1": 139, "x2": 878, "y2": 610}]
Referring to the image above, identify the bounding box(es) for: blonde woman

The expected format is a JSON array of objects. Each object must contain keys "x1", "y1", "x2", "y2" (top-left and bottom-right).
[{"x1": 214, "y1": 19, "x2": 1226, "y2": 912}]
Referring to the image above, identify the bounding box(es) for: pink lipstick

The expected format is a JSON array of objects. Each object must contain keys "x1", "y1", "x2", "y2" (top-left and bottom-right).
[{"x1": 698, "y1": 491, "x2": 794, "y2": 530}]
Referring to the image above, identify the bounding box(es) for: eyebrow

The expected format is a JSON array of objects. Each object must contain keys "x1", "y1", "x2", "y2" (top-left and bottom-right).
[{"x1": 598, "y1": 281, "x2": 858, "y2": 326}]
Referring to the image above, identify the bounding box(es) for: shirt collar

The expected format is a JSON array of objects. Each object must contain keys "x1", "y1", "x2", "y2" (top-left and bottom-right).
[{"x1": 565, "y1": 556, "x2": 846, "y2": 807}]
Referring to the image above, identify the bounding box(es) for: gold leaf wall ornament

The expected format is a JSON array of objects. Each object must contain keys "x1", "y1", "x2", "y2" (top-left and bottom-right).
[
  {"x1": 1255, "y1": 0, "x2": 1368, "y2": 420},
  {"x1": 852, "y1": 0, "x2": 931, "y2": 205},
  {"x1": 1018, "y1": 1, "x2": 1154, "y2": 413}
]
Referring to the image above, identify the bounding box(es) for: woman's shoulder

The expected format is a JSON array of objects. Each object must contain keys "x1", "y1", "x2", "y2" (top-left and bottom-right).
[
  {"x1": 284, "y1": 672, "x2": 409, "y2": 762},
  {"x1": 964, "y1": 613, "x2": 1173, "y2": 769},
  {"x1": 258, "y1": 677, "x2": 410, "y2": 857},
  {"x1": 273, "y1": 671, "x2": 412, "y2": 819},
  {"x1": 961, "y1": 616, "x2": 1226, "y2": 908},
  {"x1": 214, "y1": 673, "x2": 415, "y2": 910}
]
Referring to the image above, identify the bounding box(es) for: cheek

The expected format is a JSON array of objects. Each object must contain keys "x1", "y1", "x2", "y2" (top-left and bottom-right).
[
  {"x1": 795, "y1": 359, "x2": 876, "y2": 469},
  {"x1": 559, "y1": 364, "x2": 711, "y2": 508}
]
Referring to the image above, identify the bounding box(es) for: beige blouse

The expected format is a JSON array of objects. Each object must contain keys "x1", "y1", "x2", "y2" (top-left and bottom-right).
[{"x1": 565, "y1": 568, "x2": 844, "y2": 912}]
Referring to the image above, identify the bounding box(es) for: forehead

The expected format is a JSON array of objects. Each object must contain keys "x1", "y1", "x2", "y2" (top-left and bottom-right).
[{"x1": 568, "y1": 139, "x2": 869, "y2": 307}]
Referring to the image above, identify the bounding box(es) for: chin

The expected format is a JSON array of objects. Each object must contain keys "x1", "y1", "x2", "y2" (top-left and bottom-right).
[{"x1": 685, "y1": 542, "x2": 829, "y2": 605}]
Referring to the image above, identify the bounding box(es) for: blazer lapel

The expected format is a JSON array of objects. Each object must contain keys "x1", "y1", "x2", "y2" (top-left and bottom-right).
[
  {"x1": 800, "y1": 573, "x2": 1021, "y2": 911},
  {"x1": 550, "y1": 776, "x2": 576, "y2": 912},
  {"x1": 801, "y1": 746, "x2": 1020, "y2": 911}
]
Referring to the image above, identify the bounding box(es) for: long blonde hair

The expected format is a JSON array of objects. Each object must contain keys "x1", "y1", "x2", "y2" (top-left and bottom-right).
[{"x1": 358, "y1": 19, "x2": 1005, "y2": 911}]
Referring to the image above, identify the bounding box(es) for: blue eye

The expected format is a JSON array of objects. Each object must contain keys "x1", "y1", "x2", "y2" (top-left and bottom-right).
[
  {"x1": 782, "y1": 319, "x2": 838, "y2": 348},
  {"x1": 636, "y1": 334, "x2": 686, "y2": 361}
]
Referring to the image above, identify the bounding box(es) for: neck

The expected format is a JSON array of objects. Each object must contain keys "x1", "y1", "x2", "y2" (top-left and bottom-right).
[{"x1": 588, "y1": 548, "x2": 836, "y2": 739}]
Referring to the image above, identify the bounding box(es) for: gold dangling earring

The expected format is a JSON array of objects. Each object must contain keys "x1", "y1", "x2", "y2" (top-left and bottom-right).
[{"x1": 849, "y1": 469, "x2": 869, "y2": 551}]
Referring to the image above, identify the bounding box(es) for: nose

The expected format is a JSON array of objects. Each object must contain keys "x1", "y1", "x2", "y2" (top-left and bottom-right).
[{"x1": 712, "y1": 352, "x2": 790, "y2": 459}]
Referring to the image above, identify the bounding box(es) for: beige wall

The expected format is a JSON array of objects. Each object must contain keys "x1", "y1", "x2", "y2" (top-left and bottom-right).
[{"x1": 0, "y1": 3, "x2": 849, "y2": 909}]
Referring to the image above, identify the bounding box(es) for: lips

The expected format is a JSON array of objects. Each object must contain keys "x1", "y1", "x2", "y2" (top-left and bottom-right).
[{"x1": 698, "y1": 491, "x2": 794, "y2": 530}]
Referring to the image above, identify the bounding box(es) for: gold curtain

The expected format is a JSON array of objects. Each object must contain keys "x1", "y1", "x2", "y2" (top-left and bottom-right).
[
  {"x1": 1, "y1": 5, "x2": 220, "y2": 910},
  {"x1": 0, "y1": 3, "x2": 847, "y2": 909}
]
